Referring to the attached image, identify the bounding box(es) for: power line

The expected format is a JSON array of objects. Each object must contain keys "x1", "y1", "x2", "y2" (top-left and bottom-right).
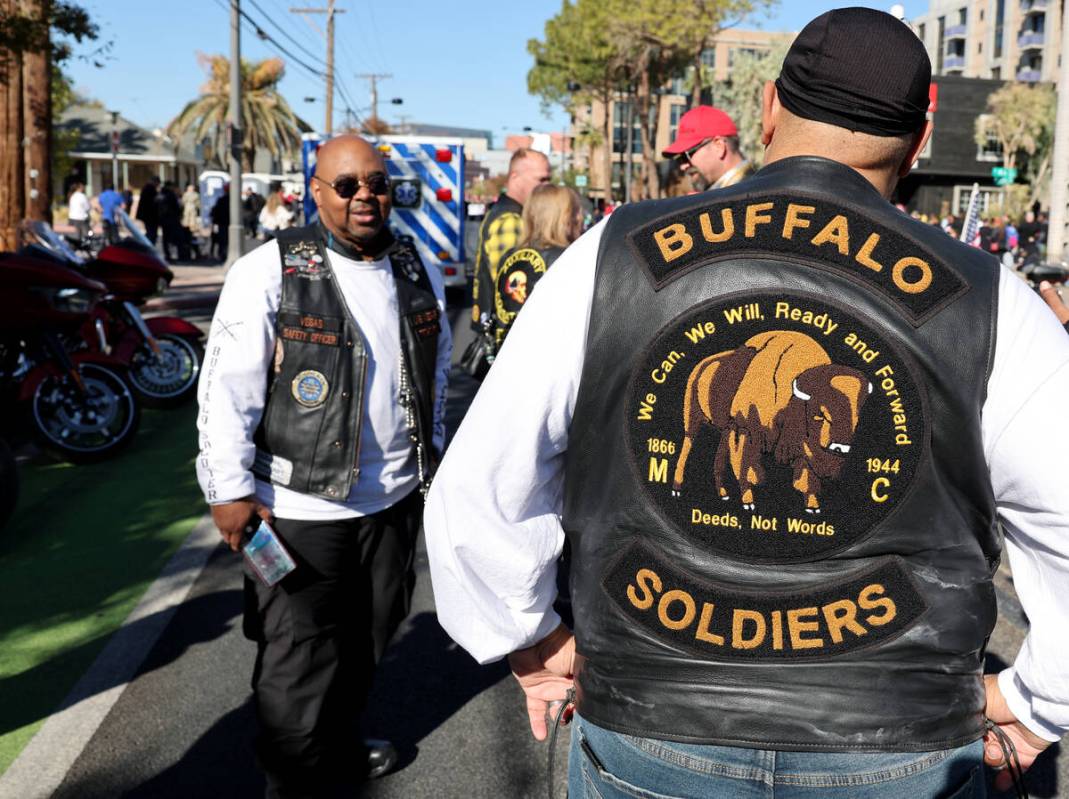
[
  {"x1": 246, "y1": 0, "x2": 328, "y2": 69},
  {"x1": 361, "y1": 1, "x2": 391, "y2": 73}
]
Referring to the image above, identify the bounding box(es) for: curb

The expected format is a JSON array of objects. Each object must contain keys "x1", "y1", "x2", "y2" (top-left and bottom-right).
[{"x1": 0, "y1": 515, "x2": 220, "y2": 799}]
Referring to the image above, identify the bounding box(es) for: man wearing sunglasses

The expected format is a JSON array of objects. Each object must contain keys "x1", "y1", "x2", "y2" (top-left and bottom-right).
[
  {"x1": 663, "y1": 105, "x2": 752, "y2": 193},
  {"x1": 196, "y1": 135, "x2": 451, "y2": 797}
]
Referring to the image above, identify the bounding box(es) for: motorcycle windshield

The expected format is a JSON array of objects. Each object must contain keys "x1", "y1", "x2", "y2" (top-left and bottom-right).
[
  {"x1": 24, "y1": 220, "x2": 86, "y2": 266},
  {"x1": 117, "y1": 209, "x2": 155, "y2": 250}
]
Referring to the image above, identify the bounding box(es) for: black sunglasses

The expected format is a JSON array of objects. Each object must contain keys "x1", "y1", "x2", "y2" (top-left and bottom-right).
[
  {"x1": 313, "y1": 173, "x2": 391, "y2": 198},
  {"x1": 677, "y1": 138, "x2": 713, "y2": 166}
]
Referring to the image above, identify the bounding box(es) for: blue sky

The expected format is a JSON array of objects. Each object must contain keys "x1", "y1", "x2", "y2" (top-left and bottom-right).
[{"x1": 66, "y1": 1, "x2": 927, "y2": 145}]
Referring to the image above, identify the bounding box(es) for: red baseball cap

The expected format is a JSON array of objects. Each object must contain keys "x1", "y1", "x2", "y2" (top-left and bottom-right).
[{"x1": 662, "y1": 106, "x2": 738, "y2": 156}]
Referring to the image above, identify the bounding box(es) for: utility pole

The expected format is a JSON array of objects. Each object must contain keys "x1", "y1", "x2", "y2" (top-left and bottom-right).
[
  {"x1": 227, "y1": 0, "x2": 243, "y2": 266},
  {"x1": 21, "y1": 0, "x2": 50, "y2": 221},
  {"x1": 1046, "y1": 0, "x2": 1069, "y2": 263},
  {"x1": 291, "y1": 1, "x2": 344, "y2": 135},
  {"x1": 356, "y1": 73, "x2": 392, "y2": 122},
  {"x1": 109, "y1": 111, "x2": 119, "y2": 189}
]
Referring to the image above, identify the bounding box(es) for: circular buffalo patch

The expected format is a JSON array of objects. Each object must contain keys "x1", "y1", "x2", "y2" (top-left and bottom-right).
[{"x1": 627, "y1": 291, "x2": 928, "y2": 563}]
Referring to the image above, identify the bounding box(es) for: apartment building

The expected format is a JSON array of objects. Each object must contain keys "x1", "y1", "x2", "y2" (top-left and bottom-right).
[
  {"x1": 571, "y1": 28, "x2": 794, "y2": 201},
  {"x1": 913, "y1": 0, "x2": 1063, "y2": 82}
]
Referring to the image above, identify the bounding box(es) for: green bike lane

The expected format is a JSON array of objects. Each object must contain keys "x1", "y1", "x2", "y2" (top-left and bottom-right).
[{"x1": 0, "y1": 403, "x2": 204, "y2": 775}]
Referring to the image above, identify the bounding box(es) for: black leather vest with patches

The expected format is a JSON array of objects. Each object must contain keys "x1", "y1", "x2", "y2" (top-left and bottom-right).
[
  {"x1": 253, "y1": 225, "x2": 441, "y2": 501},
  {"x1": 563, "y1": 157, "x2": 1000, "y2": 751}
]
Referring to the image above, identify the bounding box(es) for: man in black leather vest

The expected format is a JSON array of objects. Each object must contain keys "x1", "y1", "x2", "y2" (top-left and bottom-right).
[
  {"x1": 426, "y1": 9, "x2": 1069, "y2": 798},
  {"x1": 197, "y1": 135, "x2": 450, "y2": 798}
]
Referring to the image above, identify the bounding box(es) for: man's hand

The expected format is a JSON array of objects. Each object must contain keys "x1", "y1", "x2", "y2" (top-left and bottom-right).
[
  {"x1": 1038, "y1": 281, "x2": 1069, "y2": 325},
  {"x1": 210, "y1": 497, "x2": 273, "y2": 552},
  {"x1": 984, "y1": 674, "x2": 1052, "y2": 792},
  {"x1": 507, "y1": 624, "x2": 576, "y2": 741}
]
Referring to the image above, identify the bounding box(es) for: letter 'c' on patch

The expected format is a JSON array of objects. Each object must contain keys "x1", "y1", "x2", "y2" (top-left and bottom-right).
[{"x1": 291, "y1": 369, "x2": 330, "y2": 408}]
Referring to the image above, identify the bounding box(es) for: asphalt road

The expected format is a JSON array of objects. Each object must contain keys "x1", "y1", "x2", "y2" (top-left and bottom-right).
[{"x1": 37, "y1": 295, "x2": 1067, "y2": 798}]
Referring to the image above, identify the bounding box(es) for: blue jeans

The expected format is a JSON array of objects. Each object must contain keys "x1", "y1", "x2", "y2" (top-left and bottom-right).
[{"x1": 569, "y1": 714, "x2": 985, "y2": 798}]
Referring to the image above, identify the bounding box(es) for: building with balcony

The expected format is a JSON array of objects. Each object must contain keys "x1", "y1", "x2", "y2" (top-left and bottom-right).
[{"x1": 913, "y1": 0, "x2": 1063, "y2": 82}]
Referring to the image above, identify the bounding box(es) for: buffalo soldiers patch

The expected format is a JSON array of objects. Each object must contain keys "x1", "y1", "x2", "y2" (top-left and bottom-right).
[
  {"x1": 291, "y1": 369, "x2": 330, "y2": 408},
  {"x1": 494, "y1": 248, "x2": 547, "y2": 327},
  {"x1": 604, "y1": 542, "x2": 926, "y2": 661},
  {"x1": 628, "y1": 290, "x2": 928, "y2": 564},
  {"x1": 626, "y1": 192, "x2": 968, "y2": 326}
]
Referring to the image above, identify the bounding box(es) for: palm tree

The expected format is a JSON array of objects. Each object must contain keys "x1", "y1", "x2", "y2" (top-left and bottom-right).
[{"x1": 168, "y1": 54, "x2": 301, "y2": 172}]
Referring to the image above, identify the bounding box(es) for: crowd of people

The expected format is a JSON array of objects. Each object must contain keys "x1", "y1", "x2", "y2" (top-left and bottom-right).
[
  {"x1": 64, "y1": 176, "x2": 301, "y2": 264},
  {"x1": 190, "y1": 9, "x2": 1069, "y2": 799}
]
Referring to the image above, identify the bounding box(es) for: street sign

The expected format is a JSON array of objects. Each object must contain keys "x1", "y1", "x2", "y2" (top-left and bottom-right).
[
  {"x1": 575, "y1": 174, "x2": 588, "y2": 187},
  {"x1": 991, "y1": 166, "x2": 1017, "y2": 186}
]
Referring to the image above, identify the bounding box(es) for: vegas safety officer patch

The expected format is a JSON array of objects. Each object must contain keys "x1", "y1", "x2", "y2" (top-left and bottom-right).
[{"x1": 627, "y1": 290, "x2": 928, "y2": 564}]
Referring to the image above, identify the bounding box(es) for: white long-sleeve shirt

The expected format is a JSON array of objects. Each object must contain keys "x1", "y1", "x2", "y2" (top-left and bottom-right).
[
  {"x1": 196, "y1": 237, "x2": 451, "y2": 520},
  {"x1": 425, "y1": 219, "x2": 1069, "y2": 743}
]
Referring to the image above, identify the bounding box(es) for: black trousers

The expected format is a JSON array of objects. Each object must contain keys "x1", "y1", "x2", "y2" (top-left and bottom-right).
[{"x1": 244, "y1": 490, "x2": 422, "y2": 798}]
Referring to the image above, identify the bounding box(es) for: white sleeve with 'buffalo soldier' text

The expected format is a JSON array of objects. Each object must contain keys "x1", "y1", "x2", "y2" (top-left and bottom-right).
[{"x1": 424, "y1": 221, "x2": 1069, "y2": 742}]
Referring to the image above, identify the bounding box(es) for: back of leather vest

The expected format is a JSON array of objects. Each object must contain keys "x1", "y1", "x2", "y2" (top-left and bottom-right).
[{"x1": 563, "y1": 157, "x2": 1000, "y2": 751}]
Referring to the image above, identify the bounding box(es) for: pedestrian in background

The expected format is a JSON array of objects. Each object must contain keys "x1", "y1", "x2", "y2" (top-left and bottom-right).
[
  {"x1": 157, "y1": 181, "x2": 184, "y2": 261},
  {"x1": 136, "y1": 177, "x2": 160, "y2": 245},
  {"x1": 470, "y1": 148, "x2": 551, "y2": 333},
  {"x1": 96, "y1": 182, "x2": 126, "y2": 244},
  {"x1": 491, "y1": 183, "x2": 582, "y2": 345},
  {"x1": 426, "y1": 8, "x2": 1068, "y2": 797},
  {"x1": 243, "y1": 186, "x2": 265, "y2": 238},
  {"x1": 662, "y1": 105, "x2": 753, "y2": 192},
  {"x1": 210, "y1": 188, "x2": 229, "y2": 261},
  {"x1": 67, "y1": 181, "x2": 91, "y2": 241},
  {"x1": 196, "y1": 135, "x2": 451, "y2": 797},
  {"x1": 258, "y1": 182, "x2": 294, "y2": 240},
  {"x1": 181, "y1": 184, "x2": 201, "y2": 257}
]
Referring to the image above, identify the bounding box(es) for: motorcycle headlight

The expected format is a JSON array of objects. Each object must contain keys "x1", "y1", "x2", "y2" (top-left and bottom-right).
[{"x1": 45, "y1": 287, "x2": 95, "y2": 313}]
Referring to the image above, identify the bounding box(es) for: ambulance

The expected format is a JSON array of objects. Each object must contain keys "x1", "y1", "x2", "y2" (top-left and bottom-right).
[{"x1": 301, "y1": 133, "x2": 467, "y2": 288}]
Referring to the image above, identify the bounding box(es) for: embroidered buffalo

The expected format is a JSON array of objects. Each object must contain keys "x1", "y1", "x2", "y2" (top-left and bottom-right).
[{"x1": 671, "y1": 330, "x2": 871, "y2": 514}]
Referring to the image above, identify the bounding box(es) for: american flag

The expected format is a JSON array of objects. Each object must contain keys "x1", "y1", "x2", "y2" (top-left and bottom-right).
[{"x1": 959, "y1": 183, "x2": 981, "y2": 246}]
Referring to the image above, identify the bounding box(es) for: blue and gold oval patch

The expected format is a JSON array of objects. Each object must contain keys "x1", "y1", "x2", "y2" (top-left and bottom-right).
[{"x1": 291, "y1": 369, "x2": 330, "y2": 408}]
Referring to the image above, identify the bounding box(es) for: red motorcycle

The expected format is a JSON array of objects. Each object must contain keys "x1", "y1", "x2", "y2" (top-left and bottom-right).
[
  {"x1": 29, "y1": 217, "x2": 205, "y2": 407},
  {"x1": 0, "y1": 241, "x2": 140, "y2": 462}
]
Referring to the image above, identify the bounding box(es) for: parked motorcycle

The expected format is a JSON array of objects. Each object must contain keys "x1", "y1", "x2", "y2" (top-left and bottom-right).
[
  {"x1": 0, "y1": 243, "x2": 140, "y2": 462},
  {"x1": 28, "y1": 214, "x2": 204, "y2": 407}
]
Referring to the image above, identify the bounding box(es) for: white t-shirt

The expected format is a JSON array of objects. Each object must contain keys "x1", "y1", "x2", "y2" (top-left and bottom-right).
[
  {"x1": 68, "y1": 191, "x2": 91, "y2": 221},
  {"x1": 196, "y1": 237, "x2": 451, "y2": 520}
]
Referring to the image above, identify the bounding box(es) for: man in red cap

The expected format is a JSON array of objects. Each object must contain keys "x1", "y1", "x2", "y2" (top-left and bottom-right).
[{"x1": 663, "y1": 105, "x2": 752, "y2": 192}]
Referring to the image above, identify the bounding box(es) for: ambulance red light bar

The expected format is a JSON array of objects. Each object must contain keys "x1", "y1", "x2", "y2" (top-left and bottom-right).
[
  {"x1": 434, "y1": 148, "x2": 452, "y2": 163},
  {"x1": 436, "y1": 188, "x2": 453, "y2": 202}
]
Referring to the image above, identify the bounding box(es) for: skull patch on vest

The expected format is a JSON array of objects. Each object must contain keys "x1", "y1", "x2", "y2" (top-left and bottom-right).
[
  {"x1": 627, "y1": 290, "x2": 928, "y2": 563},
  {"x1": 494, "y1": 248, "x2": 547, "y2": 327}
]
